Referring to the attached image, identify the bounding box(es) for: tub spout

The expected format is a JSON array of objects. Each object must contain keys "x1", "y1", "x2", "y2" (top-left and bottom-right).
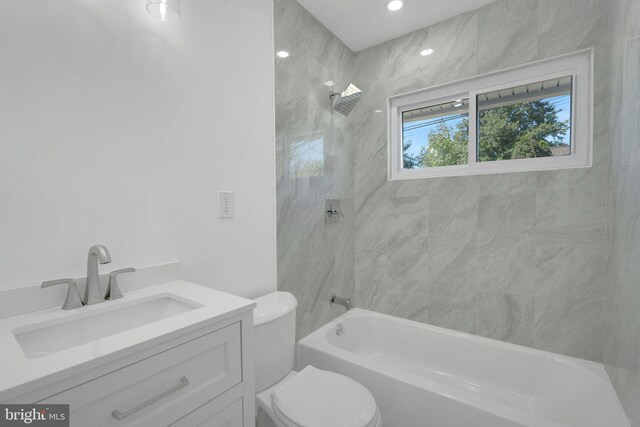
[{"x1": 330, "y1": 294, "x2": 352, "y2": 311}]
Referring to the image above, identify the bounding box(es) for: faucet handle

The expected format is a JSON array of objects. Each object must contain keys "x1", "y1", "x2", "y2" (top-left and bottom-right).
[
  {"x1": 105, "y1": 268, "x2": 136, "y2": 301},
  {"x1": 42, "y1": 278, "x2": 84, "y2": 310}
]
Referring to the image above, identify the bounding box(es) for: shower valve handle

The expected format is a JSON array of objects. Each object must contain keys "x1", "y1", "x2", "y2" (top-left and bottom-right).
[{"x1": 327, "y1": 208, "x2": 344, "y2": 217}]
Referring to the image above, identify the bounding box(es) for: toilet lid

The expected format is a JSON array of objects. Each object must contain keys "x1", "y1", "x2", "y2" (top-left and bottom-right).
[{"x1": 272, "y1": 366, "x2": 378, "y2": 427}]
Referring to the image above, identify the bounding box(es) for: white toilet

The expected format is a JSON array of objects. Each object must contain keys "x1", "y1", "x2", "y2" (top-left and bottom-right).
[{"x1": 254, "y1": 292, "x2": 382, "y2": 427}]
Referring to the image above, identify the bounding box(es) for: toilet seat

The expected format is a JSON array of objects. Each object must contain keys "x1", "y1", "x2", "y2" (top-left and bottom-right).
[{"x1": 272, "y1": 366, "x2": 380, "y2": 427}]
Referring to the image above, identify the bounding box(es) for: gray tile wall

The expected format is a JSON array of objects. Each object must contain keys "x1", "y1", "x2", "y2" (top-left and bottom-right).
[
  {"x1": 274, "y1": 0, "x2": 356, "y2": 339},
  {"x1": 350, "y1": 0, "x2": 611, "y2": 362},
  {"x1": 605, "y1": 0, "x2": 640, "y2": 423},
  {"x1": 276, "y1": 0, "x2": 640, "y2": 421},
  {"x1": 276, "y1": 0, "x2": 612, "y2": 361}
]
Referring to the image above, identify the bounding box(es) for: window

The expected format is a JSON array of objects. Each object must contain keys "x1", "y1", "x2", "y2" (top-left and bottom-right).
[
  {"x1": 477, "y1": 77, "x2": 572, "y2": 162},
  {"x1": 402, "y1": 99, "x2": 469, "y2": 169},
  {"x1": 388, "y1": 49, "x2": 593, "y2": 180}
]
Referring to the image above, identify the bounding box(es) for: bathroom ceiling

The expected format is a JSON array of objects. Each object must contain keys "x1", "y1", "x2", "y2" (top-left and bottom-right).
[{"x1": 295, "y1": 0, "x2": 497, "y2": 52}]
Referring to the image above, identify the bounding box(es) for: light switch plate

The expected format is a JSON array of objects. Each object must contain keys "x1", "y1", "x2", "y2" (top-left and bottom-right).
[{"x1": 218, "y1": 191, "x2": 234, "y2": 218}]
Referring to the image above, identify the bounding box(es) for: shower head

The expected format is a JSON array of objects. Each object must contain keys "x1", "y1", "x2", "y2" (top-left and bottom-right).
[{"x1": 330, "y1": 83, "x2": 363, "y2": 116}]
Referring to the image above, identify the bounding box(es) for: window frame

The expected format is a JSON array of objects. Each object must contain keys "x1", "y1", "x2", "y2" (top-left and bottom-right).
[{"x1": 388, "y1": 49, "x2": 593, "y2": 180}]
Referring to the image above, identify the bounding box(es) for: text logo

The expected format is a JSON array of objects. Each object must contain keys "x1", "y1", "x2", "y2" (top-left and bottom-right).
[{"x1": 0, "y1": 405, "x2": 69, "y2": 426}]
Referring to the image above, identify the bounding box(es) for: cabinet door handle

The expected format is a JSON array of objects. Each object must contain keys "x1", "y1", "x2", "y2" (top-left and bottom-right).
[{"x1": 111, "y1": 376, "x2": 189, "y2": 420}]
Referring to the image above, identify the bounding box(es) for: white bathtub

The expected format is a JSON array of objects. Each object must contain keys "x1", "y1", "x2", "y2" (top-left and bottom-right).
[{"x1": 297, "y1": 309, "x2": 629, "y2": 427}]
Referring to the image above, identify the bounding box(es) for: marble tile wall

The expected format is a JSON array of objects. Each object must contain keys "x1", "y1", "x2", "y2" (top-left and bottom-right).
[
  {"x1": 604, "y1": 0, "x2": 640, "y2": 423},
  {"x1": 275, "y1": 0, "x2": 613, "y2": 362},
  {"x1": 350, "y1": 0, "x2": 611, "y2": 362},
  {"x1": 274, "y1": 0, "x2": 356, "y2": 339}
]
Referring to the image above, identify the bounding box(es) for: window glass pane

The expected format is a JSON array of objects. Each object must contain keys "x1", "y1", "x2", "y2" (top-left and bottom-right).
[
  {"x1": 477, "y1": 76, "x2": 572, "y2": 162},
  {"x1": 402, "y1": 99, "x2": 469, "y2": 169}
]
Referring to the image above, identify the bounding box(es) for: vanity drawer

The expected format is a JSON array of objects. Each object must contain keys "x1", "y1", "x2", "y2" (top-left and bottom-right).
[
  {"x1": 41, "y1": 322, "x2": 242, "y2": 427},
  {"x1": 171, "y1": 397, "x2": 243, "y2": 427}
]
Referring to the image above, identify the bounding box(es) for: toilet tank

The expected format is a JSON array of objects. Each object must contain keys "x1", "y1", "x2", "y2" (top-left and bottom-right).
[{"x1": 254, "y1": 292, "x2": 297, "y2": 392}]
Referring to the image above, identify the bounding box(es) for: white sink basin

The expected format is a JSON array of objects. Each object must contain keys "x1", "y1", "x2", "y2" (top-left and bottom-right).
[{"x1": 13, "y1": 294, "x2": 201, "y2": 359}]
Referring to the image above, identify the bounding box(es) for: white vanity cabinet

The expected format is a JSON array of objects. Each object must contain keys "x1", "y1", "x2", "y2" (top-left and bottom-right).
[
  {"x1": 0, "y1": 282, "x2": 256, "y2": 427},
  {"x1": 41, "y1": 322, "x2": 246, "y2": 426},
  {"x1": 171, "y1": 396, "x2": 244, "y2": 427}
]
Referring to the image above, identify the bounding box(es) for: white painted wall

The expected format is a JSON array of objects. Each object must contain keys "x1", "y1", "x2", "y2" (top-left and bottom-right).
[{"x1": 0, "y1": 0, "x2": 276, "y2": 298}]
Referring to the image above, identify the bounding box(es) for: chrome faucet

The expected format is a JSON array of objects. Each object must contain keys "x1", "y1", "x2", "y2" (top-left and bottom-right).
[
  {"x1": 84, "y1": 244, "x2": 112, "y2": 305},
  {"x1": 105, "y1": 267, "x2": 136, "y2": 300},
  {"x1": 41, "y1": 278, "x2": 84, "y2": 310},
  {"x1": 330, "y1": 294, "x2": 352, "y2": 311}
]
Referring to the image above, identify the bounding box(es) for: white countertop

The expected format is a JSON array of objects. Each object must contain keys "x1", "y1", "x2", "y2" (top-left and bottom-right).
[{"x1": 0, "y1": 281, "x2": 255, "y2": 402}]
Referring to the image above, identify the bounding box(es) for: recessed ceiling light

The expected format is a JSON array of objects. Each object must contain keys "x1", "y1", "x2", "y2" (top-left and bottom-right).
[
  {"x1": 146, "y1": 0, "x2": 180, "y2": 22},
  {"x1": 374, "y1": 109, "x2": 383, "y2": 113},
  {"x1": 387, "y1": 0, "x2": 404, "y2": 12},
  {"x1": 324, "y1": 80, "x2": 335, "y2": 87},
  {"x1": 276, "y1": 51, "x2": 290, "y2": 58},
  {"x1": 420, "y1": 48, "x2": 434, "y2": 56}
]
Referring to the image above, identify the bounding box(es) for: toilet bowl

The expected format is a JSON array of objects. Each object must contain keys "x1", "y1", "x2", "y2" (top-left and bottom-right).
[
  {"x1": 256, "y1": 366, "x2": 382, "y2": 427},
  {"x1": 254, "y1": 292, "x2": 382, "y2": 427}
]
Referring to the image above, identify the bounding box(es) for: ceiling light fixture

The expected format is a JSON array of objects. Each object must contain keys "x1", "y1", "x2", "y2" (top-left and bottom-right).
[
  {"x1": 420, "y1": 48, "x2": 434, "y2": 56},
  {"x1": 387, "y1": 0, "x2": 404, "y2": 12},
  {"x1": 324, "y1": 80, "x2": 335, "y2": 87},
  {"x1": 276, "y1": 51, "x2": 290, "y2": 58},
  {"x1": 146, "y1": 0, "x2": 180, "y2": 22}
]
